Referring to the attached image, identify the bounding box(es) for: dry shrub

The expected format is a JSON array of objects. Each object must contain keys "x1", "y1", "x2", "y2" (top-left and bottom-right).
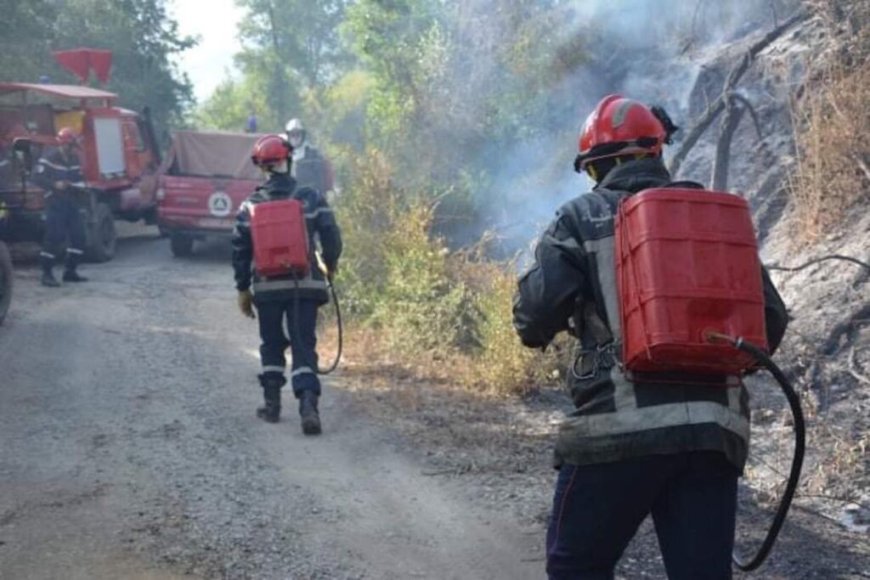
[
  {"x1": 791, "y1": 1, "x2": 870, "y2": 242},
  {"x1": 335, "y1": 152, "x2": 560, "y2": 396},
  {"x1": 790, "y1": 60, "x2": 870, "y2": 241}
]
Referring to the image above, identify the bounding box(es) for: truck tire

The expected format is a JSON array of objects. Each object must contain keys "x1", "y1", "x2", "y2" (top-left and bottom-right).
[
  {"x1": 0, "y1": 241, "x2": 12, "y2": 326},
  {"x1": 170, "y1": 233, "x2": 194, "y2": 257},
  {"x1": 86, "y1": 203, "x2": 117, "y2": 263}
]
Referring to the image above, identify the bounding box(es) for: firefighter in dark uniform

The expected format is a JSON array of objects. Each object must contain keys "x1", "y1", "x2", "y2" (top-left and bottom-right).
[
  {"x1": 513, "y1": 95, "x2": 789, "y2": 580},
  {"x1": 284, "y1": 118, "x2": 334, "y2": 197},
  {"x1": 34, "y1": 127, "x2": 89, "y2": 287},
  {"x1": 232, "y1": 134, "x2": 342, "y2": 434}
]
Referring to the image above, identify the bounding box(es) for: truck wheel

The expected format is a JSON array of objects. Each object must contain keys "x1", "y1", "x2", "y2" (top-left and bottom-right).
[
  {"x1": 86, "y1": 203, "x2": 117, "y2": 263},
  {"x1": 0, "y1": 241, "x2": 12, "y2": 326},
  {"x1": 170, "y1": 234, "x2": 194, "y2": 257}
]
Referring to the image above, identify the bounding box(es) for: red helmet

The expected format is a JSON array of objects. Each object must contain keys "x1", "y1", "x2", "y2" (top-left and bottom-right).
[
  {"x1": 574, "y1": 95, "x2": 667, "y2": 173},
  {"x1": 251, "y1": 134, "x2": 291, "y2": 167},
  {"x1": 57, "y1": 127, "x2": 79, "y2": 146}
]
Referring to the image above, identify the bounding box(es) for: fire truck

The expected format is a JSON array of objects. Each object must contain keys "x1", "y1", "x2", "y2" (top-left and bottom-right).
[
  {"x1": 0, "y1": 81, "x2": 161, "y2": 263},
  {"x1": 0, "y1": 139, "x2": 33, "y2": 324},
  {"x1": 0, "y1": 211, "x2": 11, "y2": 325}
]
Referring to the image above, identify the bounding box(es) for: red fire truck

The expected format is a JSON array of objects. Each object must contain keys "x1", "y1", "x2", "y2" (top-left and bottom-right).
[{"x1": 0, "y1": 82, "x2": 161, "y2": 262}]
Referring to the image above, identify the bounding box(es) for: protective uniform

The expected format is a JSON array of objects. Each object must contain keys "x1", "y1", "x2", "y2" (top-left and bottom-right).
[
  {"x1": 232, "y1": 135, "x2": 342, "y2": 433},
  {"x1": 285, "y1": 118, "x2": 334, "y2": 196},
  {"x1": 513, "y1": 96, "x2": 789, "y2": 579},
  {"x1": 33, "y1": 130, "x2": 88, "y2": 287}
]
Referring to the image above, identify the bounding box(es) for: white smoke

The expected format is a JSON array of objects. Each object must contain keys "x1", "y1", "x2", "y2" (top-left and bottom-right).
[{"x1": 470, "y1": 0, "x2": 800, "y2": 255}]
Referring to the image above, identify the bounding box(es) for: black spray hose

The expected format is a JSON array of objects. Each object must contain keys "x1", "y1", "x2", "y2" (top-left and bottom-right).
[
  {"x1": 317, "y1": 279, "x2": 343, "y2": 375},
  {"x1": 707, "y1": 332, "x2": 806, "y2": 572},
  {"x1": 289, "y1": 273, "x2": 342, "y2": 376},
  {"x1": 766, "y1": 254, "x2": 870, "y2": 273}
]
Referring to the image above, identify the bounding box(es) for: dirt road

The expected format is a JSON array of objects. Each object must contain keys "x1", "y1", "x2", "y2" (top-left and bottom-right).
[{"x1": 0, "y1": 230, "x2": 542, "y2": 579}]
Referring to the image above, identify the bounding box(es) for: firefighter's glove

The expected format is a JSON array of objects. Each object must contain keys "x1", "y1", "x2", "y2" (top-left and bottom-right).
[
  {"x1": 237, "y1": 289, "x2": 255, "y2": 319},
  {"x1": 326, "y1": 262, "x2": 338, "y2": 283}
]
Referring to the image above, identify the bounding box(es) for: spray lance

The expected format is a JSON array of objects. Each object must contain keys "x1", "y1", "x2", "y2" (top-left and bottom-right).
[{"x1": 314, "y1": 251, "x2": 343, "y2": 375}]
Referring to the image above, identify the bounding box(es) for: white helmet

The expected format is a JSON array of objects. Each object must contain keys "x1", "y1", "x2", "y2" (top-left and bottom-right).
[{"x1": 284, "y1": 118, "x2": 306, "y2": 148}]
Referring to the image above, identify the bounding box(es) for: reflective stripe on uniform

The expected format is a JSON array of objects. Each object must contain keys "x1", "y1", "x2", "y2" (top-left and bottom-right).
[
  {"x1": 290, "y1": 366, "x2": 315, "y2": 378},
  {"x1": 558, "y1": 398, "x2": 750, "y2": 441},
  {"x1": 66, "y1": 247, "x2": 84, "y2": 255},
  {"x1": 40, "y1": 251, "x2": 55, "y2": 259},
  {"x1": 261, "y1": 365, "x2": 285, "y2": 374},
  {"x1": 582, "y1": 236, "x2": 621, "y2": 338},
  {"x1": 39, "y1": 158, "x2": 80, "y2": 172},
  {"x1": 252, "y1": 278, "x2": 328, "y2": 292},
  {"x1": 304, "y1": 207, "x2": 333, "y2": 219}
]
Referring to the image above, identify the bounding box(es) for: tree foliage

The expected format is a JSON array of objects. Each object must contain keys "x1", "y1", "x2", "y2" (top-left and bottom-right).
[{"x1": 226, "y1": 0, "x2": 354, "y2": 130}]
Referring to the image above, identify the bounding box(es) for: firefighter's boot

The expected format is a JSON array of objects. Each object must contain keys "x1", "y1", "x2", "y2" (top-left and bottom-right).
[
  {"x1": 299, "y1": 390, "x2": 321, "y2": 435},
  {"x1": 256, "y1": 374, "x2": 285, "y2": 423},
  {"x1": 62, "y1": 250, "x2": 88, "y2": 282},
  {"x1": 40, "y1": 254, "x2": 60, "y2": 288}
]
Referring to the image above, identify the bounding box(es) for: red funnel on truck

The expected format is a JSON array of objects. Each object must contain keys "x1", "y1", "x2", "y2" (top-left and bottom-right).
[{"x1": 53, "y1": 49, "x2": 112, "y2": 84}]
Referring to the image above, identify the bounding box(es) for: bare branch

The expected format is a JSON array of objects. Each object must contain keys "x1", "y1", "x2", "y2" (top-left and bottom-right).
[
  {"x1": 729, "y1": 92, "x2": 765, "y2": 140},
  {"x1": 850, "y1": 154, "x2": 870, "y2": 183},
  {"x1": 848, "y1": 346, "x2": 870, "y2": 386},
  {"x1": 711, "y1": 97, "x2": 746, "y2": 190},
  {"x1": 669, "y1": 11, "x2": 808, "y2": 176}
]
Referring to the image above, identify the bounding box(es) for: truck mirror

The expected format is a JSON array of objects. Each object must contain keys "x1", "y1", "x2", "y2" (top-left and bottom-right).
[{"x1": 11, "y1": 138, "x2": 34, "y2": 174}]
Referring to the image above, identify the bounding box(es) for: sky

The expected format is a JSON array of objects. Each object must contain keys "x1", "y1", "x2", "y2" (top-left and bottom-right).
[{"x1": 169, "y1": 0, "x2": 245, "y2": 103}]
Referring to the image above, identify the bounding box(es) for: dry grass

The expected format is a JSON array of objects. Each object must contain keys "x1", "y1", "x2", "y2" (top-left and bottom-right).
[
  {"x1": 790, "y1": 0, "x2": 870, "y2": 242},
  {"x1": 790, "y1": 60, "x2": 870, "y2": 241}
]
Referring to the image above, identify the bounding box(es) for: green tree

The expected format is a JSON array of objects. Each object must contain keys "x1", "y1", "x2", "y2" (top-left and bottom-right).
[
  {"x1": 0, "y1": 1, "x2": 58, "y2": 82},
  {"x1": 232, "y1": 0, "x2": 354, "y2": 127},
  {"x1": 49, "y1": 0, "x2": 196, "y2": 138}
]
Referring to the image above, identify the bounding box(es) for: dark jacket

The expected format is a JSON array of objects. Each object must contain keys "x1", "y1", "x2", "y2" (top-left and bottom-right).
[
  {"x1": 513, "y1": 157, "x2": 788, "y2": 471},
  {"x1": 231, "y1": 172, "x2": 342, "y2": 304},
  {"x1": 292, "y1": 144, "x2": 333, "y2": 196},
  {"x1": 33, "y1": 147, "x2": 84, "y2": 199}
]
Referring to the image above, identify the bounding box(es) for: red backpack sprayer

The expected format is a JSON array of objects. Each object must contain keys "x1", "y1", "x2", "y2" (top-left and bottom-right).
[{"x1": 615, "y1": 185, "x2": 869, "y2": 570}]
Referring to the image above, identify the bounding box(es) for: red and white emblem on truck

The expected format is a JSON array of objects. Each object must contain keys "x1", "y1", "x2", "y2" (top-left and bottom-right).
[{"x1": 208, "y1": 191, "x2": 232, "y2": 217}]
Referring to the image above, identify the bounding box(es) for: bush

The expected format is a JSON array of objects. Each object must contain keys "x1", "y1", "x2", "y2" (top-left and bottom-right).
[{"x1": 334, "y1": 148, "x2": 559, "y2": 395}]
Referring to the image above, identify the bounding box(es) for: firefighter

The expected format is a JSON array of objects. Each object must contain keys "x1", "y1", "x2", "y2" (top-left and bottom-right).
[
  {"x1": 512, "y1": 95, "x2": 789, "y2": 579},
  {"x1": 34, "y1": 127, "x2": 88, "y2": 287},
  {"x1": 232, "y1": 134, "x2": 342, "y2": 434},
  {"x1": 284, "y1": 118, "x2": 334, "y2": 198}
]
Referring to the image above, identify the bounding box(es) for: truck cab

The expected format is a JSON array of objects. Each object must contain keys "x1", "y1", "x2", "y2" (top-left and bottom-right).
[{"x1": 157, "y1": 130, "x2": 262, "y2": 257}]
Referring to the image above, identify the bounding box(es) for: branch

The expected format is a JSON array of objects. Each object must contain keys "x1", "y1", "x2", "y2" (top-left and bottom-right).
[
  {"x1": 819, "y1": 302, "x2": 870, "y2": 356},
  {"x1": 848, "y1": 345, "x2": 870, "y2": 386},
  {"x1": 729, "y1": 92, "x2": 765, "y2": 140},
  {"x1": 850, "y1": 154, "x2": 870, "y2": 183},
  {"x1": 711, "y1": 97, "x2": 746, "y2": 190},
  {"x1": 669, "y1": 11, "x2": 808, "y2": 176}
]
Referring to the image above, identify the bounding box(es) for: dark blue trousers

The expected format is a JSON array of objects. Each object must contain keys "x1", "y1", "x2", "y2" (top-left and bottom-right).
[
  {"x1": 255, "y1": 297, "x2": 321, "y2": 397},
  {"x1": 42, "y1": 195, "x2": 87, "y2": 257},
  {"x1": 547, "y1": 451, "x2": 738, "y2": 580}
]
